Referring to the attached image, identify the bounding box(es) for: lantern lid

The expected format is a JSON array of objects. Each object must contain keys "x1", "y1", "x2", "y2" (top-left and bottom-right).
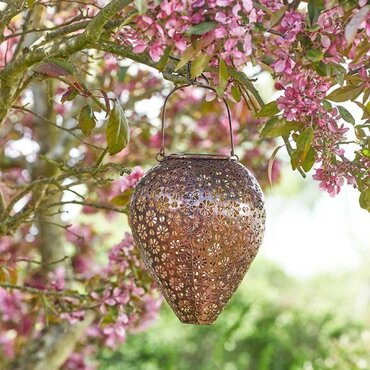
[{"x1": 161, "y1": 153, "x2": 238, "y2": 161}]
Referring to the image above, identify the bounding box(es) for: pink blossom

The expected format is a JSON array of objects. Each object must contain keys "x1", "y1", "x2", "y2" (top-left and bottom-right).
[
  {"x1": 66, "y1": 224, "x2": 95, "y2": 249},
  {"x1": 149, "y1": 41, "x2": 165, "y2": 62},
  {"x1": 243, "y1": 33, "x2": 252, "y2": 55},
  {"x1": 272, "y1": 57, "x2": 295, "y2": 74},
  {"x1": 50, "y1": 266, "x2": 66, "y2": 291},
  {"x1": 276, "y1": 70, "x2": 330, "y2": 122},
  {"x1": 242, "y1": 0, "x2": 253, "y2": 13},
  {"x1": 111, "y1": 166, "x2": 144, "y2": 196},
  {"x1": 64, "y1": 352, "x2": 96, "y2": 370},
  {"x1": 216, "y1": 0, "x2": 233, "y2": 6},
  {"x1": 0, "y1": 288, "x2": 24, "y2": 322},
  {"x1": 313, "y1": 168, "x2": 345, "y2": 197},
  {"x1": 130, "y1": 295, "x2": 163, "y2": 333},
  {"x1": 133, "y1": 41, "x2": 147, "y2": 53},
  {"x1": 91, "y1": 285, "x2": 130, "y2": 314},
  {"x1": 102, "y1": 313, "x2": 129, "y2": 348},
  {"x1": 61, "y1": 310, "x2": 85, "y2": 325}
]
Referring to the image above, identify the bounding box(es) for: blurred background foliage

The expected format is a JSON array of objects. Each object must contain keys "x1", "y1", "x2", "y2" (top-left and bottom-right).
[{"x1": 97, "y1": 257, "x2": 370, "y2": 370}]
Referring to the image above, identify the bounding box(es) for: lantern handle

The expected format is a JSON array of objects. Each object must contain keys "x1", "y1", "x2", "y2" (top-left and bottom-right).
[{"x1": 158, "y1": 84, "x2": 237, "y2": 160}]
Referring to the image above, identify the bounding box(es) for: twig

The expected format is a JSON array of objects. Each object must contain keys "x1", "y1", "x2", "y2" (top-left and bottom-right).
[
  {"x1": 12, "y1": 105, "x2": 105, "y2": 150},
  {"x1": 9, "y1": 255, "x2": 69, "y2": 266},
  {"x1": 0, "y1": 283, "x2": 87, "y2": 299},
  {"x1": 46, "y1": 200, "x2": 126, "y2": 213}
]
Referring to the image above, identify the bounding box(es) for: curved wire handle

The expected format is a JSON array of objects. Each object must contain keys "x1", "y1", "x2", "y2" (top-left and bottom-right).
[{"x1": 158, "y1": 84, "x2": 236, "y2": 160}]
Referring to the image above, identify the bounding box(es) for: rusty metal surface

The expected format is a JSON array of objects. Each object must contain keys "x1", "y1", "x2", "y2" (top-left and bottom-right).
[{"x1": 130, "y1": 157, "x2": 265, "y2": 324}]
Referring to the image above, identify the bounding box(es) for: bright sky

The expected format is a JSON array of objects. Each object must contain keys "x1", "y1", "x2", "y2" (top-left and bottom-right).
[{"x1": 262, "y1": 168, "x2": 370, "y2": 278}]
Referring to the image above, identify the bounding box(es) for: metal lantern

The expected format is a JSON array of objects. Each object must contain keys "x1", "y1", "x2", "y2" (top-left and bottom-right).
[{"x1": 130, "y1": 85, "x2": 266, "y2": 324}]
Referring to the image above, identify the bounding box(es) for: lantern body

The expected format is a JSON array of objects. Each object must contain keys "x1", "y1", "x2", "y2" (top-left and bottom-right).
[{"x1": 130, "y1": 155, "x2": 265, "y2": 324}]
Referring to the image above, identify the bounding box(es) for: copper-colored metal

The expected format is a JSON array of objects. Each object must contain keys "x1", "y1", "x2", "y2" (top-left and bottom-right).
[
  {"x1": 130, "y1": 157, "x2": 265, "y2": 324},
  {"x1": 129, "y1": 84, "x2": 265, "y2": 324}
]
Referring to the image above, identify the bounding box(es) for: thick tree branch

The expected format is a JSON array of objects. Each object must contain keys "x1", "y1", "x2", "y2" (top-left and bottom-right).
[
  {"x1": 0, "y1": 0, "x2": 133, "y2": 125},
  {"x1": 90, "y1": 40, "x2": 190, "y2": 85},
  {"x1": 0, "y1": 0, "x2": 26, "y2": 42}
]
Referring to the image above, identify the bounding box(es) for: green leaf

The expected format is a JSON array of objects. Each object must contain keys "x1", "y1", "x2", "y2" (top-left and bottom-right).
[
  {"x1": 0, "y1": 268, "x2": 7, "y2": 283},
  {"x1": 117, "y1": 66, "x2": 129, "y2": 82},
  {"x1": 313, "y1": 61, "x2": 330, "y2": 77},
  {"x1": 106, "y1": 100, "x2": 130, "y2": 155},
  {"x1": 269, "y1": 6, "x2": 287, "y2": 28},
  {"x1": 290, "y1": 128, "x2": 315, "y2": 171},
  {"x1": 330, "y1": 63, "x2": 347, "y2": 85},
  {"x1": 188, "y1": 22, "x2": 217, "y2": 35},
  {"x1": 362, "y1": 148, "x2": 370, "y2": 158},
  {"x1": 78, "y1": 105, "x2": 96, "y2": 136},
  {"x1": 359, "y1": 187, "x2": 370, "y2": 212},
  {"x1": 260, "y1": 117, "x2": 300, "y2": 138},
  {"x1": 268, "y1": 144, "x2": 284, "y2": 189},
  {"x1": 357, "y1": 100, "x2": 370, "y2": 120},
  {"x1": 322, "y1": 100, "x2": 332, "y2": 111},
  {"x1": 190, "y1": 52, "x2": 212, "y2": 79},
  {"x1": 27, "y1": 0, "x2": 35, "y2": 8},
  {"x1": 61, "y1": 88, "x2": 78, "y2": 103},
  {"x1": 355, "y1": 127, "x2": 366, "y2": 139},
  {"x1": 307, "y1": 0, "x2": 324, "y2": 25},
  {"x1": 228, "y1": 69, "x2": 264, "y2": 107},
  {"x1": 337, "y1": 105, "x2": 356, "y2": 125},
  {"x1": 306, "y1": 49, "x2": 324, "y2": 62},
  {"x1": 34, "y1": 57, "x2": 75, "y2": 77},
  {"x1": 302, "y1": 147, "x2": 316, "y2": 171},
  {"x1": 363, "y1": 88, "x2": 370, "y2": 105},
  {"x1": 256, "y1": 101, "x2": 280, "y2": 118},
  {"x1": 326, "y1": 85, "x2": 363, "y2": 102},
  {"x1": 217, "y1": 59, "x2": 229, "y2": 96},
  {"x1": 111, "y1": 189, "x2": 133, "y2": 206},
  {"x1": 134, "y1": 0, "x2": 148, "y2": 14},
  {"x1": 231, "y1": 85, "x2": 241, "y2": 102},
  {"x1": 290, "y1": 150, "x2": 300, "y2": 170},
  {"x1": 156, "y1": 46, "x2": 171, "y2": 72},
  {"x1": 175, "y1": 45, "x2": 197, "y2": 71},
  {"x1": 296, "y1": 127, "x2": 314, "y2": 164}
]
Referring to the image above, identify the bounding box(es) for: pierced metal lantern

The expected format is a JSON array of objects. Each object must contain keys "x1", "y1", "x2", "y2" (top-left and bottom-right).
[{"x1": 130, "y1": 85, "x2": 266, "y2": 324}]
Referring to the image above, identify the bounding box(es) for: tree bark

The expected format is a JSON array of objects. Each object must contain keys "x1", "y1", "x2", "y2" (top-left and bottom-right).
[{"x1": 11, "y1": 312, "x2": 95, "y2": 370}]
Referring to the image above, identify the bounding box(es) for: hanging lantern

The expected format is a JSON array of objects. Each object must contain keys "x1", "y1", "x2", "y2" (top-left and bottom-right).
[{"x1": 130, "y1": 85, "x2": 266, "y2": 324}]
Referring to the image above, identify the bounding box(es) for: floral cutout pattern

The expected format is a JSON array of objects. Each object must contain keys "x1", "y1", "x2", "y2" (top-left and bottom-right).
[{"x1": 130, "y1": 157, "x2": 265, "y2": 324}]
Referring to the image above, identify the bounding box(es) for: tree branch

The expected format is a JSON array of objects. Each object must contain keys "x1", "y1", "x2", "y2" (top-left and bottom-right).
[
  {"x1": 90, "y1": 40, "x2": 190, "y2": 85},
  {"x1": 0, "y1": 283, "x2": 87, "y2": 299},
  {"x1": 11, "y1": 311, "x2": 95, "y2": 370},
  {"x1": 0, "y1": 0, "x2": 134, "y2": 125},
  {"x1": 46, "y1": 200, "x2": 127, "y2": 213}
]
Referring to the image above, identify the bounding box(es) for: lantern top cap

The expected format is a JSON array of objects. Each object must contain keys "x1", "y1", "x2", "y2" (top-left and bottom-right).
[{"x1": 159, "y1": 153, "x2": 239, "y2": 161}]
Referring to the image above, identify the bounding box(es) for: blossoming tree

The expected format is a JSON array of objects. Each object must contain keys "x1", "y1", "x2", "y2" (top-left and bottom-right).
[{"x1": 0, "y1": 0, "x2": 369, "y2": 369}]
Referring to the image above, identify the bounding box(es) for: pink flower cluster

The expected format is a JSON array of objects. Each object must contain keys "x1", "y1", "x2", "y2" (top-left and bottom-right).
[
  {"x1": 64, "y1": 350, "x2": 96, "y2": 370},
  {"x1": 63, "y1": 232, "x2": 158, "y2": 353},
  {"x1": 270, "y1": 11, "x2": 305, "y2": 74},
  {"x1": 276, "y1": 72, "x2": 331, "y2": 122},
  {"x1": 117, "y1": 0, "x2": 267, "y2": 65},
  {"x1": 110, "y1": 166, "x2": 144, "y2": 197},
  {"x1": 87, "y1": 233, "x2": 160, "y2": 348},
  {"x1": 0, "y1": 288, "x2": 32, "y2": 359},
  {"x1": 313, "y1": 160, "x2": 356, "y2": 197},
  {"x1": 81, "y1": 166, "x2": 144, "y2": 216}
]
